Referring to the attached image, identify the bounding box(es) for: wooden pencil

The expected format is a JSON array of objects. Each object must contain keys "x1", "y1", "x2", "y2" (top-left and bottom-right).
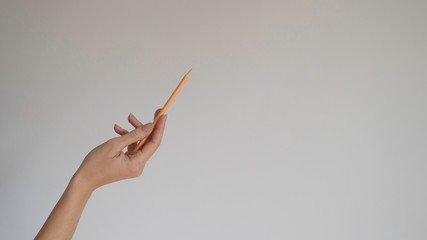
[{"x1": 133, "y1": 68, "x2": 192, "y2": 151}]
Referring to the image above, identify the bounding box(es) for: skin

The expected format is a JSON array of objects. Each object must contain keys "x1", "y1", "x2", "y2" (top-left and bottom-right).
[{"x1": 35, "y1": 109, "x2": 167, "y2": 240}]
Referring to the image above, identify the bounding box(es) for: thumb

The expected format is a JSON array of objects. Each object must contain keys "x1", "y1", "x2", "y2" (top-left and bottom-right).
[{"x1": 114, "y1": 123, "x2": 153, "y2": 150}]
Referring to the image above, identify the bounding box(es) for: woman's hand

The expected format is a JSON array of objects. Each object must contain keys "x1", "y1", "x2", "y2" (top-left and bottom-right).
[
  {"x1": 35, "y1": 109, "x2": 167, "y2": 240},
  {"x1": 73, "y1": 108, "x2": 167, "y2": 192}
]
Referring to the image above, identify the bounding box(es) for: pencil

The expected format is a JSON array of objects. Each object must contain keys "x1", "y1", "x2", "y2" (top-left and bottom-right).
[{"x1": 133, "y1": 68, "x2": 192, "y2": 152}]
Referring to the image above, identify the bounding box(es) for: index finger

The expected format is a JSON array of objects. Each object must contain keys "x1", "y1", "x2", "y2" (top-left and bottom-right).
[{"x1": 140, "y1": 114, "x2": 167, "y2": 157}]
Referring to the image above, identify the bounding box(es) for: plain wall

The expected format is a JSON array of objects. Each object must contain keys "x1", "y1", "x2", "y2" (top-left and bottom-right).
[{"x1": 1, "y1": 0, "x2": 426, "y2": 239}]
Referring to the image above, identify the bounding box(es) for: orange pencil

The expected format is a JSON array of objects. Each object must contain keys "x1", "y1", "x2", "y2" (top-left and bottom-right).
[{"x1": 133, "y1": 68, "x2": 192, "y2": 151}]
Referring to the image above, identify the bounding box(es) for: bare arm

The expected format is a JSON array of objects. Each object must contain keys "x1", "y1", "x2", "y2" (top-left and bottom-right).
[{"x1": 35, "y1": 109, "x2": 167, "y2": 240}]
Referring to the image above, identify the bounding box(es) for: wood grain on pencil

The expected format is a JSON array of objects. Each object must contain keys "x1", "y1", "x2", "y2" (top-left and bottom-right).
[{"x1": 133, "y1": 69, "x2": 192, "y2": 152}]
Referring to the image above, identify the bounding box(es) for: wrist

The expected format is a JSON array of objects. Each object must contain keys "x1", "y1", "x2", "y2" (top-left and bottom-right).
[{"x1": 69, "y1": 172, "x2": 96, "y2": 196}]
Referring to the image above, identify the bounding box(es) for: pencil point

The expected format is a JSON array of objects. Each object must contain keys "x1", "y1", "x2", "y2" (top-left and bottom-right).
[{"x1": 185, "y1": 68, "x2": 192, "y2": 77}]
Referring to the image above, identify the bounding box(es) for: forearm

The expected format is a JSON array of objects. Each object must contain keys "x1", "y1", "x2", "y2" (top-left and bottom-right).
[
  {"x1": 35, "y1": 174, "x2": 93, "y2": 240},
  {"x1": 35, "y1": 111, "x2": 166, "y2": 239}
]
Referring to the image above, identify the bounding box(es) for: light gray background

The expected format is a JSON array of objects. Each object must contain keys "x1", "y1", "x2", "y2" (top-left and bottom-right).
[{"x1": 1, "y1": 0, "x2": 426, "y2": 239}]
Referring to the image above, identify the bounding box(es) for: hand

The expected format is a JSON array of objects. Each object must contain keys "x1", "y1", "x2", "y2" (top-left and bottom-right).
[{"x1": 73, "y1": 108, "x2": 167, "y2": 192}]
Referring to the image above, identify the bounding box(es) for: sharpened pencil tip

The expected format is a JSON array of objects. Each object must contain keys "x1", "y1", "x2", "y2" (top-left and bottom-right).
[{"x1": 185, "y1": 68, "x2": 192, "y2": 77}]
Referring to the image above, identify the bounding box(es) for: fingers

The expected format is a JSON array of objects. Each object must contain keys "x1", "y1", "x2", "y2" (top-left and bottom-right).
[
  {"x1": 114, "y1": 124, "x2": 128, "y2": 135},
  {"x1": 150, "y1": 114, "x2": 167, "y2": 145},
  {"x1": 111, "y1": 109, "x2": 163, "y2": 153},
  {"x1": 114, "y1": 124, "x2": 136, "y2": 151},
  {"x1": 110, "y1": 123, "x2": 154, "y2": 151},
  {"x1": 140, "y1": 114, "x2": 167, "y2": 157},
  {"x1": 128, "y1": 113, "x2": 143, "y2": 128},
  {"x1": 126, "y1": 114, "x2": 143, "y2": 151},
  {"x1": 154, "y1": 108, "x2": 162, "y2": 118},
  {"x1": 127, "y1": 110, "x2": 161, "y2": 129}
]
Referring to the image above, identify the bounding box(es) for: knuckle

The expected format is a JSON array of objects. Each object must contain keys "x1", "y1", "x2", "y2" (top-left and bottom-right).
[
  {"x1": 130, "y1": 129, "x2": 141, "y2": 139},
  {"x1": 135, "y1": 127, "x2": 150, "y2": 138},
  {"x1": 105, "y1": 139, "x2": 117, "y2": 149}
]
